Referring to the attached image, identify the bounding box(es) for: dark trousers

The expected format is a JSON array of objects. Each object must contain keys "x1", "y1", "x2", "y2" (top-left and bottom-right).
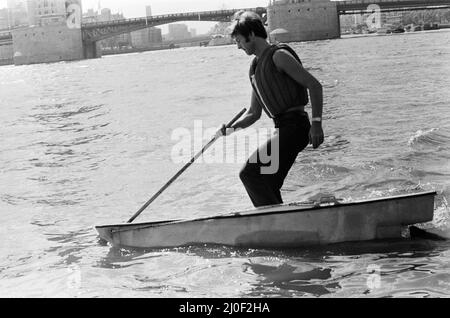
[{"x1": 239, "y1": 112, "x2": 311, "y2": 207}]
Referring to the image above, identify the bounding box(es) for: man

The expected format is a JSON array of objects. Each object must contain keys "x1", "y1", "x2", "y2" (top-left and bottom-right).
[{"x1": 219, "y1": 11, "x2": 324, "y2": 208}]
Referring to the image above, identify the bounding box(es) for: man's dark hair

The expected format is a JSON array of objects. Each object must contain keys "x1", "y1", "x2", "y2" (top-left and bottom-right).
[{"x1": 230, "y1": 11, "x2": 267, "y2": 41}]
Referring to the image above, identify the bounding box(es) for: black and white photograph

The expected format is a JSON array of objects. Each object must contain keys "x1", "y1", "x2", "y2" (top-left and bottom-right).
[{"x1": 1, "y1": 0, "x2": 450, "y2": 301}]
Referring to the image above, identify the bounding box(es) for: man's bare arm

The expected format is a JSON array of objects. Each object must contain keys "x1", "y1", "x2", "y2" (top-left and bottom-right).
[
  {"x1": 231, "y1": 91, "x2": 262, "y2": 130},
  {"x1": 273, "y1": 49, "x2": 324, "y2": 149},
  {"x1": 217, "y1": 91, "x2": 262, "y2": 137}
]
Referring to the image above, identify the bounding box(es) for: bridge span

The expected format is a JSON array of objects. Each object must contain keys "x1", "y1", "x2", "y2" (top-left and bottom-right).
[{"x1": 81, "y1": 7, "x2": 267, "y2": 43}]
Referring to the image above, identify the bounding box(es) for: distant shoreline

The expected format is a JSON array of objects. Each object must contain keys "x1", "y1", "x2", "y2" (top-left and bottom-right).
[
  {"x1": 341, "y1": 27, "x2": 450, "y2": 40},
  {"x1": 101, "y1": 45, "x2": 178, "y2": 56}
]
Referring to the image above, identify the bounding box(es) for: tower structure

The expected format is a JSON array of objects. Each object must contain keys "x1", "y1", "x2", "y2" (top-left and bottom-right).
[{"x1": 267, "y1": 0, "x2": 340, "y2": 42}]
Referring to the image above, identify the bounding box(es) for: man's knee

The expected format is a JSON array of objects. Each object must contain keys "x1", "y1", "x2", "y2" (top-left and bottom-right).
[
  {"x1": 239, "y1": 166, "x2": 249, "y2": 183},
  {"x1": 239, "y1": 164, "x2": 258, "y2": 184}
]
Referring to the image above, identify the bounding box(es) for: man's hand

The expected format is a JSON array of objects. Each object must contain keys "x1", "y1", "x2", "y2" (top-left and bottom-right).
[
  {"x1": 215, "y1": 124, "x2": 235, "y2": 138},
  {"x1": 309, "y1": 123, "x2": 324, "y2": 149}
]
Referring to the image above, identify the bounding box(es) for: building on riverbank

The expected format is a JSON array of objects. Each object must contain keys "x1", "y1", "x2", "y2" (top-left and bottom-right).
[
  {"x1": 167, "y1": 23, "x2": 191, "y2": 41},
  {"x1": 130, "y1": 27, "x2": 162, "y2": 49},
  {"x1": 5, "y1": 0, "x2": 28, "y2": 28},
  {"x1": 0, "y1": 8, "x2": 9, "y2": 29}
]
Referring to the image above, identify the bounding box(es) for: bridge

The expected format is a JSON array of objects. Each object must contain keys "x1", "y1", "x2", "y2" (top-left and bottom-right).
[
  {"x1": 81, "y1": 7, "x2": 267, "y2": 43},
  {"x1": 0, "y1": 7, "x2": 267, "y2": 46}
]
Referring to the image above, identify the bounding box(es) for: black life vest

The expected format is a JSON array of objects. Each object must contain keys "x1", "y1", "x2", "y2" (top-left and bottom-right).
[{"x1": 249, "y1": 44, "x2": 309, "y2": 118}]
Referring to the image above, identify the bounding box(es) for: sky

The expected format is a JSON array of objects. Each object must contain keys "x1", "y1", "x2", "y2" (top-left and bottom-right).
[{"x1": 0, "y1": 0, "x2": 270, "y2": 33}]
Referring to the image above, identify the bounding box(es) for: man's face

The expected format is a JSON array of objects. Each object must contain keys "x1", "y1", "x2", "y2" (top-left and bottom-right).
[{"x1": 234, "y1": 34, "x2": 255, "y2": 56}]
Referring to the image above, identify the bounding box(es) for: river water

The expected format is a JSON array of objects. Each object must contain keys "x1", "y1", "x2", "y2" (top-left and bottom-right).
[{"x1": 1, "y1": 30, "x2": 450, "y2": 298}]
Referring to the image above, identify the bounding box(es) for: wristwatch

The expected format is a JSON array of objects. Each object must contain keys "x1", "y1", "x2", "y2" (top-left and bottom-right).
[{"x1": 312, "y1": 117, "x2": 322, "y2": 123}]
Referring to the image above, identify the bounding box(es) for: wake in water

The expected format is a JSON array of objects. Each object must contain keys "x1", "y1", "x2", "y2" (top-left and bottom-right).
[
  {"x1": 405, "y1": 127, "x2": 450, "y2": 229},
  {"x1": 408, "y1": 128, "x2": 450, "y2": 150}
]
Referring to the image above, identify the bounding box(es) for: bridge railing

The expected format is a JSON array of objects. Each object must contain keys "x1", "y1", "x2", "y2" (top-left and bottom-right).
[{"x1": 0, "y1": 31, "x2": 12, "y2": 39}]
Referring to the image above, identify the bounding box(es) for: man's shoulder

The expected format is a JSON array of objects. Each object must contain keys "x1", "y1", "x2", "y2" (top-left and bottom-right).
[
  {"x1": 272, "y1": 44, "x2": 301, "y2": 65},
  {"x1": 273, "y1": 44, "x2": 296, "y2": 56},
  {"x1": 273, "y1": 48, "x2": 293, "y2": 57},
  {"x1": 272, "y1": 48, "x2": 297, "y2": 63}
]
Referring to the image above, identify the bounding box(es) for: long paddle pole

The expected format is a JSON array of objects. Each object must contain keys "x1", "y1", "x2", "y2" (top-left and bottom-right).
[{"x1": 127, "y1": 108, "x2": 247, "y2": 223}]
